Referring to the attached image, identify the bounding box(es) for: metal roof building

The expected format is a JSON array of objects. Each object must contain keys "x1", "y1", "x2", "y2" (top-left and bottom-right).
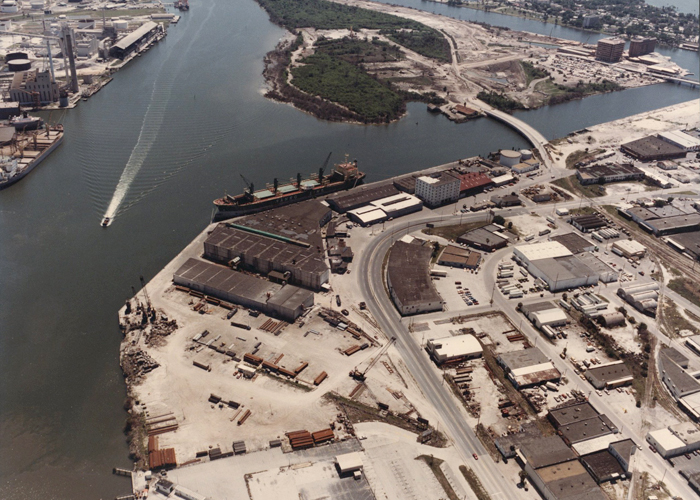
[
  {"x1": 550, "y1": 233, "x2": 596, "y2": 254},
  {"x1": 426, "y1": 334, "x2": 482, "y2": 364},
  {"x1": 387, "y1": 241, "x2": 443, "y2": 316},
  {"x1": 327, "y1": 183, "x2": 399, "y2": 213},
  {"x1": 584, "y1": 361, "x2": 633, "y2": 389},
  {"x1": 621, "y1": 135, "x2": 687, "y2": 161},
  {"x1": 173, "y1": 258, "x2": 313, "y2": 321},
  {"x1": 110, "y1": 21, "x2": 161, "y2": 59}
]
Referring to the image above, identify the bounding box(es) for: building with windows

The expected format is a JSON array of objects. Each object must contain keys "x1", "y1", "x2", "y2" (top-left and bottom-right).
[
  {"x1": 595, "y1": 38, "x2": 625, "y2": 63},
  {"x1": 9, "y1": 70, "x2": 59, "y2": 105},
  {"x1": 628, "y1": 37, "x2": 656, "y2": 57},
  {"x1": 414, "y1": 172, "x2": 461, "y2": 207}
]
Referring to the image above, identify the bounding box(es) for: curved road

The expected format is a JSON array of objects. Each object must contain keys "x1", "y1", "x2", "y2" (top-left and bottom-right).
[{"x1": 358, "y1": 212, "x2": 523, "y2": 500}]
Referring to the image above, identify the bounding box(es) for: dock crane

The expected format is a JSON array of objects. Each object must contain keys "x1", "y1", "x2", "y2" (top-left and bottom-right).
[
  {"x1": 349, "y1": 337, "x2": 396, "y2": 382},
  {"x1": 240, "y1": 174, "x2": 254, "y2": 196},
  {"x1": 317, "y1": 151, "x2": 332, "y2": 184}
]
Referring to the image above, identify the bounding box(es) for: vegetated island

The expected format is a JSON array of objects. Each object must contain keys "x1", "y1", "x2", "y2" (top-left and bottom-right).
[{"x1": 257, "y1": 0, "x2": 449, "y2": 123}]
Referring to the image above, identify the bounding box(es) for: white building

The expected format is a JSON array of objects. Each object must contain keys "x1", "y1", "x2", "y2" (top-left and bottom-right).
[
  {"x1": 499, "y1": 150, "x2": 522, "y2": 167},
  {"x1": 512, "y1": 161, "x2": 538, "y2": 175},
  {"x1": 347, "y1": 205, "x2": 387, "y2": 226},
  {"x1": 414, "y1": 172, "x2": 460, "y2": 207},
  {"x1": 336, "y1": 452, "x2": 363, "y2": 475},
  {"x1": 369, "y1": 193, "x2": 423, "y2": 218},
  {"x1": 611, "y1": 239, "x2": 646, "y2": 259},
  {"x1": 1, "y1": 0, "x2": 20, "y2": 13},
  {"x1": 427, "y1": 334, "x2": 482, "y2": 364},
  {"x1": 658, "y1": 130, "x2": 700, "y2": 152},
  {"x1": 647, "y1": 422, "x2": 700, "y2": 458}
]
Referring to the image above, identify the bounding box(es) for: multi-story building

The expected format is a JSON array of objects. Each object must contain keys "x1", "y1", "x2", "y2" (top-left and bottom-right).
[
  {"x1": 595, "y1": 38, "x2": 625, "y2": 63},
  {"x1": 629, "y1": 37, "x2": 656, "y2": 57},
  {"x1": 9, "y1": 70, "x2": 59, "y2": 105},
  {"x1": 414, "y1": 172, "x2": 460, "y2": 207}
]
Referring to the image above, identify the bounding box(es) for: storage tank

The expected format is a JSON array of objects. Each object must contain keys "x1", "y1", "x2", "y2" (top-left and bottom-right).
[
  {"x1": 499, "y1": 150, "x2": 522, "y2": 167},
  {"x1": 8, "y1": 59, "x2": 31, "y2": 72},
  {"x1": 113, "y1": 20, "x2": 129, "y2": 30},
  {"x1": 520, "y1": 149, "x2": 533, "y2": 160},
  {"x1": 5, "y1": 51, "x2": 28, "y2": 62}
]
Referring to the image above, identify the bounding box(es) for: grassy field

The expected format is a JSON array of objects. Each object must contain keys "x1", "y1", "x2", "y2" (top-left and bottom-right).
[
  {"x1": 256, "y1": 0, "x2": 450, "y2": 61},
  {"x1": 551, "y1": 174, "x2": 606, "y2": 198},
  {"x1": 669, "y1": 278, "x2": 700, "y2": 309},
  {"x1": 315, "y1": 37, "x2": 404, "y2": 63},
  {"x1": 476, "y1": 90, "x2": 524, "y2": 112},
  {"x1": 292, "y1": 53, "x2": 404, "y2": 122},
  {"x1": 520, "y1": 61, "x2": 549, "y2": 86},
  {"x1": 535, "y1": 78, "x2": 622, "y2": 105}
]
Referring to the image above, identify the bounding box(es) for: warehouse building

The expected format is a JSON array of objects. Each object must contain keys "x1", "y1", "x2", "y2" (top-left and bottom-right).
[
  {"x1": 203, "y1": 201, "x2": 330, "y2": 290},
  {"x1": 327, "y1": 184, "x2": 399, "y2": 213},
  {"x1": 347, "y1": 205, "x2": 387, "y2": 226},
  {"x1": 525, "y1": 458, "x2": 608, "y2": 500},
  {"x1": 576, "y1": 163, "x2": 644, "y2": 185},
  {"x1": 173, "y1": 258, "x2": 313, "y2": 321},
  {"x1": 457, "y1": 225, "x2": 509, "y2": 251},
  {"x1": 513, "y1": 241, "x2": 612, "y2": 292},
  {"x1": 497, "y1": 348, "x2": 561, "y2": 388},
  {"x1": 595, "y1": 38, "x2": 625, "y2": 62},
  {"x1": 580, "y1": 450, "x2": 625, "y2": 483},
  {"x1": 569, "y1": 214, "x2": 607, "y2": 233},
  {"x1": 647, "y1": 422, "x2": 700, "y2": 458},
  {"x1": 458, "y1": 171, "x2": 494, "y2": 196},
  {"x1": 415, "y1": 172, "x2": 461, "y2": 207},
  {"x1": 617, "y1": 282, "x2": 659, "y2": 315},
  {"x1": 609, "y1": 439, "x2": 635, "y2": 473},
  {"x1": 644, "y1": 213, "x2": 700, "y2": 236},
  {"x1": 600, "y1": 311, "x2": 625, "y2": 327},
  {"x1": 621, "y1": 135, "x2": 686, "y2": 161},
  {"x1": 521, "y1": 302, "x2": 568, "y2": 329},
  {"x1": 491, "y1": 194, "x2": 522, "y2": 208},
  {"x1": 437, "y1": 245, "x2": 481, "y2": 269},
  {"x1": 426, "y1": 334, "x2": 482, "y2": 364},
  {"x1": 512, "y1": 161, "x2": 539, "y2": 175},
  {"x1": 666, "y1": 231, "x2": 700, "y2": 260},
  {"x1": 550, "y1": 233, "x2": 595, "y2": 254},
  {"x1": 110, "y1": 21, "x2": 162, "y2": 59},
  {"x1": 657, "y1": 130, "x2": 700, "y2": 152},
  {"x1": 387, "y1": 241, "x2": 443, "y2": 316},
  {"x1": 611, "y1": 239, "x2": 646, "y2": 258},
  {"x1": 585, "y1": 361, "x2": 633, "y2": 389},
  {"x1": 491, "y1": 173, "x2": 515, "y2": 187},
  {"x1": 495, "y1": 422, "x2": 543, "y2": 458},
  {"x1": 658, "y1": 348, "x2": 700, "y2": 399},
  {"x1": 558, "y1": 413, "x2": 618, "y2": 446},
  {"x1": 370, "y1": 192, "x2": 423, "y2": 218}
]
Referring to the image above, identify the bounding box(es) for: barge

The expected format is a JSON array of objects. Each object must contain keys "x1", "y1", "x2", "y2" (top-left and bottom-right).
[{"x1": 0, "y1": 124, "x2": 64, "y2": 190}]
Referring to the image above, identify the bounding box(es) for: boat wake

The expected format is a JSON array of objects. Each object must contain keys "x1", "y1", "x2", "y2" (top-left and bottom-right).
[{"x1": 100, "y1": 0, "x2": 219, "y2": 226}]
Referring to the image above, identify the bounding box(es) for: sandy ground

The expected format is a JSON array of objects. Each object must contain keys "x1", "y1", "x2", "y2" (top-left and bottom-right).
[{"x1": 554, "y1": 99, "x2": 700, "y2": 169}]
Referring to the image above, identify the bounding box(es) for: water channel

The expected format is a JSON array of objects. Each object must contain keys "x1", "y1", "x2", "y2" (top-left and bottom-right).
[{"x1": 0, "y1": 0, "x2": 697, "y2": 497}]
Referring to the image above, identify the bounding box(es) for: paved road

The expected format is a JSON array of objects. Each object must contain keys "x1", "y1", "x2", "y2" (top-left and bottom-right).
[{"x1": 359, "y1": 212, "x2": 523, "y2": 500}]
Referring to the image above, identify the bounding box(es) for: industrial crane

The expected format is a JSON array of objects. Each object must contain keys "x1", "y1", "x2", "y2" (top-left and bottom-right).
[
  {"x1": 349, "y1": 337, "x2": 396, "y2": 382},
  {"x1": 317, "y1": 151, "x2": 332, "y2": 184},
  {"x1": 240, "y1": 174, "x2": 254, "y2": 195}
]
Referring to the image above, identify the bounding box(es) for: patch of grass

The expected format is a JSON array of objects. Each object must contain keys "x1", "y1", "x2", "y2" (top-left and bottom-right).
[
  {"x1": 671, "y1": 190, "x2": 697, "y2": 195},
  {"x1": 459, "y1": 465, "x2": 491, "y2": 500},
  {"x1": 315, "y1": 37, "x2": 404, "y2": 64},
  {"x1": 551, "y1": 174, "x2": 605, "y2": 198},
  {"x1": 520, "y1": 61, "x2": 549, "y2": 85},
  {"x1": 476, "y1": 90, "x2": 524, "y2": 112},
  {"x1": 563, "y1": 148, "x2": 604, "y2": 169},
  {"x1": 416, "y1": 455, "x2": 460, "y2": 500},
  {"x1": 661, "y1": 299, "x2": 700, "y2": 337},
  {"x1": 382, "y1": 29, "x2": 451, "y2": 62},
  {"x1": 475, "y1": 423, "x2": 500, "y2": 461},
  {"x1": 546, "y1": 80, "x2": 622, "y2": 105},
  {"x1": 669, "y1": 278, "x2": 700, "y2": 309},
  {"x1": 422, "y1": 220, "x2": 487, "y2": 241},
  {"x1": 292, "y1": 52, "x2": 404, "y2": 122}
]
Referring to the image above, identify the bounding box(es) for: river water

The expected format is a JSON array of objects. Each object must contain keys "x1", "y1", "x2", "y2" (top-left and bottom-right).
[{"x1": 0, "y1": 0, "x2": 697, "y2": 498}]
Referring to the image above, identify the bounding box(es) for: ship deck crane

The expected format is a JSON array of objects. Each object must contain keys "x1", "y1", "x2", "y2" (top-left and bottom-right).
[
  {"x1": 240, "y1": 174, "x2": 254, "y2": 195},
  {"x1": 349, "y1": 337, "x2": 396, "y2": 382},
  {"x1": 318, "y1": 151, "x2": 332, "y2": 184}
]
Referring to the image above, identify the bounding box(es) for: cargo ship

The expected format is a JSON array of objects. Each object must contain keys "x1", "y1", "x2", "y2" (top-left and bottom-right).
[
  {"x1": 0, "y1": 124, "x2": 64, "y2": 190},
  {"x1": 213, "y1": 155, "x2": 365, "y2": 220}
]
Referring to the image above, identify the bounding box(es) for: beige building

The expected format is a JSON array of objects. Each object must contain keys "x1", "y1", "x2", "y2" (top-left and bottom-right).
[{"x1": 9, "y1": 70, "x2": 59, "y2": 105}]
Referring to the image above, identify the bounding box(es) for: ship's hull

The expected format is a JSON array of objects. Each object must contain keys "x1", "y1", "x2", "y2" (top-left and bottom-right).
[
  {"x1": 213, "y1": 175, "x2": 364, "y2": 221},
  {"x1": 0, "y1": 133, "x2": 63, "y2": 190}
]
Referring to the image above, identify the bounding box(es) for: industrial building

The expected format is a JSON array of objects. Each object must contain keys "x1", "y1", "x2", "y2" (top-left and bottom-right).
[
  {"x1": 370, "y1": 193, "x2": 423, "y2": 218},
  {"x1": 457, "y1": 171, "x2": 494, "y2": 196},
  {"x1": 658, "y1": 130, "x2": 700, "y2": 151},
  {"x1": 550, "y1": 233, "x2": 596, "y2": 254},
  {"x1": 491, "y1": 173, "x2": 515, "y2": 187},
  {"x1": 514, "y1": 241, "x2": 614, "y2": 292},
  {"x1": 327, "y1": 183, "x2": 399, "y2": 213},
  {"x1": 658, "y1": 348, "x2": 700, "y2": 400},
  {"x1": 457, "y1": 225, "x2": 509, "y2": 251},
  {"x1": 628, "y1": 37, "x2": 656, "y2": 57},
  {"x1": 599, "y1": 311, "x2": 625, "y2": 328},
  {"x1": 595, "y1": 38, "x2": 625, "y2": 63},
  {"x1": 203, "y1": 200, "x2": 331, "y2": 290},
  {"x1": 611, "y1": 239, "x2": 646, "y2": 258},
  {"x1": 584, "y1": 361, "x2": 633, "y2": 389},
  {"x1": 617, "y1": 282, "x2": 659, "y2": 315},
  {"x1": 623, "y1": 205, "x2": 700, "y2": 236},
  {"x1": 110, "y1": 21, "x2": 163, "y2": 59},
  {"x1": 512, "y1": 160, "x2": 539, "y2": 175},
  {"x1": 414, "y1": 172, "x2": 461, "y2": 207},
  {"x1": 580, "y1": 450, "x2": 626, "y2": 483},
  {"x1": 426, "y1": 334, "x2": 482, "y2": 364},
  {"x1": 173, "y1": 258, "x2": 313, "y2": 321},
  {"x1": 569, "y1": 214, "x2": 607, "y2": 233},
  {"x1": 347, "y1": 205, "x2": 386, "y2": 226},
  {"x1": 521, "y1": 302, "x2": 568, "y2": 330},
  {"x1": 437, "y1": 245, "x2": 481, "y2": 269},
  {"x1": 621, "y1": 135, "x2": 687, "y2": 161},
  {"x1": 575, "y1": 163, "x2": 644, "y2": 185},
  {"x1": 497, "y1": 348, "x2": 561, "y2": 388},
  {"x1": 558, "y1": 413, "x2": 618, "y2": 446},
  {"x1": 9, "y1": 70, "x2": 59, "y2": 105},
  {"x1": 491, "y1": 194, "x2": 521, "y2": 208},
  {"x1": 646, "y1": 422, "x2": 700, "y2": 458},
  {"x1": 387, "y1": 241, "x2": 443, "y2": 316}
]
